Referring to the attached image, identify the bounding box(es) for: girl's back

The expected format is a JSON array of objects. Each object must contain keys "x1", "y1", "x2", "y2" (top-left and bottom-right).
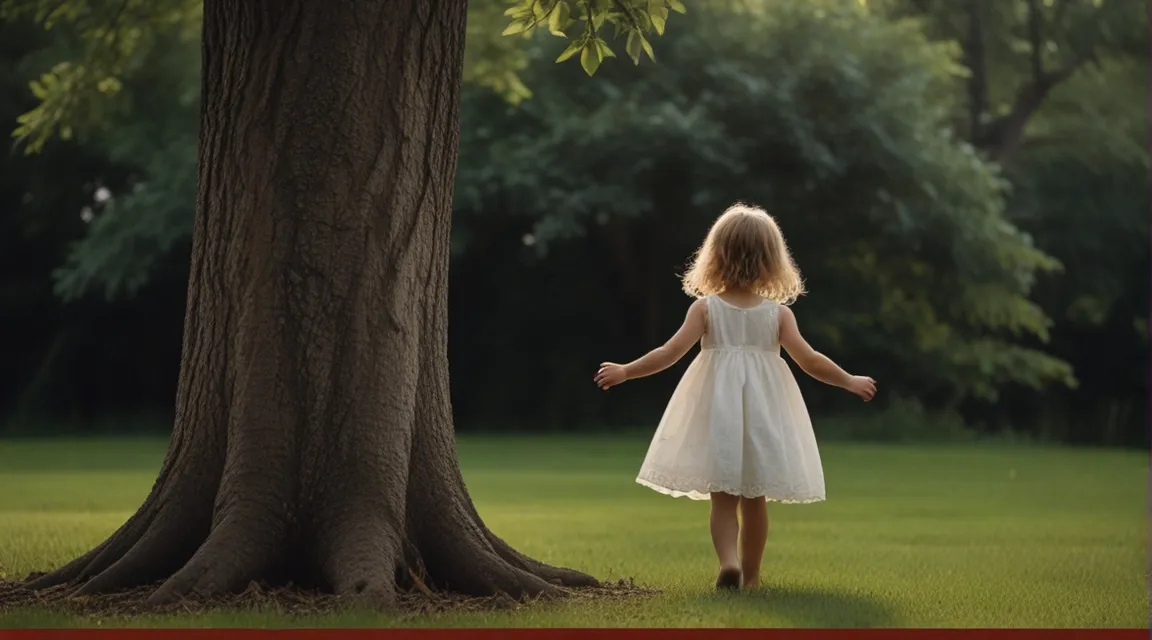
[
  {"x1": 701, "y1": 296, "x2": 780, "y2": 354},
  {"x1": 639, "y1": 291, "x2": 823, "y2": 504}
]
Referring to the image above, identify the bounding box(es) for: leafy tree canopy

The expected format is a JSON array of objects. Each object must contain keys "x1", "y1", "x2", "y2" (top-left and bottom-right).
[
  {"x1": 456, "y1": 1, "x2": 1076, "y2": 403},
  {"x1": 8, "y1": 0, "x2": 1146, "y2": 408},
  {"x1": 0, "y1": 0, "x2": 687, "y2": 149},
  {"x1": 0, "y1": 0, "x2": 683, "y2": 301}
]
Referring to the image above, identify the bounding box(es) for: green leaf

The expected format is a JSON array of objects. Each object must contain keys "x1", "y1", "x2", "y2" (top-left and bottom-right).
[
  {"x1": 97, "y1": 77, "x2": 122, "y2": 94},
  {"x1": 650, "y1": 10, "x2": 667, "y2": 35},
  {"x1": 640, "y1": 33, "x2": 656, "y2": 62},
  {"x1": 531, "y1": 0, "x2": 547, "y2": 21},
  {"x1": 635, "y1": 11, "x2": 652, "y2": 31},
  {"x1": 501, "y1": 19, "x2": 531, "y2": 36},
  {"x1": 592, "y1": 10, "x2": 607, "y2": 31},
  {"x1": 626, "y1": 30, "x2": 643, "y2": 65},
  {"x1": 548, "y1": 0, "x2": 571, "y2": 36},
  {"x1": 668, "y1": 0, "x2": 686, "y2": 15},
  {"x1": 556, "y1": 37, "x2": 584, "y2": 62},
  {"x1": 580, "y1": 41, "x2": 603, "y2": 76},
  {"x1": 595, "y1": 39, "x2": 616, "y2": 59}
]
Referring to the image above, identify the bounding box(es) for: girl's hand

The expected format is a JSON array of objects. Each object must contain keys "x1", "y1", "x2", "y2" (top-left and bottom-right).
[
  {"x1": 595, "y1": 362, "x2": 628, "y2": 390},
  {"x1": 846, "y1": 375, "x2": 877, "y2": 402}
]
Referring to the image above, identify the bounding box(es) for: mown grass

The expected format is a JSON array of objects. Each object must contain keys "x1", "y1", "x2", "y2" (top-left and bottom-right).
[{"x1": 0, "y1": 435, "x2": 1145, "y2": 628}]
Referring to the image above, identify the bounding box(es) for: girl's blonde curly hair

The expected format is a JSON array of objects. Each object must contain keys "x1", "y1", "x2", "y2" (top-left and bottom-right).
[{"x1": 680, "y1": 203, "x2": 805, "y2": 304}]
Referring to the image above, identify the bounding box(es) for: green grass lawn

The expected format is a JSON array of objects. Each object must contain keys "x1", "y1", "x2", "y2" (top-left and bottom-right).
[{"x1": 0, "y1": 435, "x2": 1146, "y2": 628}]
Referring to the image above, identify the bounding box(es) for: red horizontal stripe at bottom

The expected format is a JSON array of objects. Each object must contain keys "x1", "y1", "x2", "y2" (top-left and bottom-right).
[{"x1": 0, "y1": 629, "x2": 1145, "y2": 640}]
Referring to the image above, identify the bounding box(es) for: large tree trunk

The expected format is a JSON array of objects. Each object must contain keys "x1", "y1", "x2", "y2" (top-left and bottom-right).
[{"x1": 26, "y1": 0, "x2": 594, "y2": 608}]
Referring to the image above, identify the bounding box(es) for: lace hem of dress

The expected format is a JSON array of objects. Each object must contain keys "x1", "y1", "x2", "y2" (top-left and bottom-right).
[{"x1": 635, "y1": 471, "x2": 826, "y2": 504}]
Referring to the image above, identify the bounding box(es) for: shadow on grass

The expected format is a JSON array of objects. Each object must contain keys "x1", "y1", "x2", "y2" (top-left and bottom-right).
[{"x1": 705, "y1": 585, "x2": 898, "y2": 628}]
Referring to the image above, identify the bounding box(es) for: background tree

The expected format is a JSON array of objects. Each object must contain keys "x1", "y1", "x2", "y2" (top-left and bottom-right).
[
  {"x1": 991, "y1": 56, "x2": 1147, "y2": 442},
  {"x1": 455, "y1": 1, "x2": 1074, "y2": 429},
  {"x1": 873, "y1": 0, "x2": 1146, "y2": 161},
  {"x1": 867, "y1": 0, "x2": 1148, "y2": 441}
]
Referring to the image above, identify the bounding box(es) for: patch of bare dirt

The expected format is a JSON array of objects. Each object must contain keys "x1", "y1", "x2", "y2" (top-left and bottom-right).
[{"x1": 0, "y1": 573, "x2": 656, "y2": 619}]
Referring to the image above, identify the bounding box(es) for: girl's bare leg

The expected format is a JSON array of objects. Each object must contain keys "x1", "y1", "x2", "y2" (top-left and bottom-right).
[
  {"x1": 710, "y1": 492, "x2": 742, "y2": 589},
  {"x1": 739, "y1": 496, "x2": 768, "y2": 588}
]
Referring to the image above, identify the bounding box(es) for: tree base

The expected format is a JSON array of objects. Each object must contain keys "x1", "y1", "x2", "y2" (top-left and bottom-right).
[{"x1": 0, "y1": 574, "x2": 654, "y2": 619}]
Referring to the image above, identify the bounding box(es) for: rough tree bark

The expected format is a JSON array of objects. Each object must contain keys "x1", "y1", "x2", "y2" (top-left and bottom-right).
[{"x1": 26, "y1": 0, "x2": 595, "y2": 608}]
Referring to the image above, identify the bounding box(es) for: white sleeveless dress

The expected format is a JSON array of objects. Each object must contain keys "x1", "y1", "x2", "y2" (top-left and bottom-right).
[{"x1": 635, "y1": 295, "x2": 826, "y2": 503}]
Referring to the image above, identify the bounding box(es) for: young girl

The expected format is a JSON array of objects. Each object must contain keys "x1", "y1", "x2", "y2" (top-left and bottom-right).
[{"x1": 594, "y1": 203, "x2": 877, "y2": 591}]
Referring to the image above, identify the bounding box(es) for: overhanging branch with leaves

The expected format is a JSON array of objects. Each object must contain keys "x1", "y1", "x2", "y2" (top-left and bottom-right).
[{"x1": 502, "y1": 0, "x2": 685, "y2": 75}]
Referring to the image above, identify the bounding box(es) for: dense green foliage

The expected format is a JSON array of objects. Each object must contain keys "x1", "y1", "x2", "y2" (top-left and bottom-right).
[
  {"x1": 0, "y1": 0, "x2": 201, "y2": 154},
  {"x1": 461, "y1": 4, "x2": 1072, "y2": 406},
  {"x1": 0, "y1": 436, "x2": 1145, "y2": 627},
  {"x1": 0, "y1": 0, "x2": 1144, "y2": 444}
]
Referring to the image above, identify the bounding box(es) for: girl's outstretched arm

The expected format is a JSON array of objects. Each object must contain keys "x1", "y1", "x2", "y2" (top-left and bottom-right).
[
  {"x1": 779, "y1": 306, "x2": 877, "y2": 401},
  {"x1": 595, "y1": 298, "x2": 708, "y2": 390}
]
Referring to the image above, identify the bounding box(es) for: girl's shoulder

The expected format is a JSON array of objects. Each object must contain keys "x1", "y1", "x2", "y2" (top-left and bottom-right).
[
  {"x1": 687, "y1": 297, "x2": 711, "y2": 328},
  {"x1": 689, "y1": 296, "x2": 711, "y2": 316},
  {"x1": 777, "y1": 303, "x2": 796, "y2": 325}
]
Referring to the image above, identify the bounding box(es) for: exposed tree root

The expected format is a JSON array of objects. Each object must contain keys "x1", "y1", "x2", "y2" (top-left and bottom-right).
[
  {"x1": 11, "y1": 412, "x2": 603, "y2": 612},
  {"x1": 27, "y1": 490, "x2": 168, "y2": 591},
  {"x1": 0, "y1": 575, "x2": 655, "y2": 619},
  {"x1": 5, "y1": 478, "x2": 609, "y2": 614}
]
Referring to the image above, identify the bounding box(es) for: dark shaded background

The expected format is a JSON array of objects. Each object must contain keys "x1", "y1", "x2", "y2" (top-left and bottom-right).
[{"x1": 0, "y1": 1, "x2": 1146, "y2": 446}]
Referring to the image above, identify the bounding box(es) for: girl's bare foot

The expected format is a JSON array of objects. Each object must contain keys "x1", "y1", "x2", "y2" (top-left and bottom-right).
[
  {"x1": 742, "y1": 575, "x2": 761, "y2": 589},
  {"x1": 716, "y1": 566, "x2": 742, "y2": 590}
]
